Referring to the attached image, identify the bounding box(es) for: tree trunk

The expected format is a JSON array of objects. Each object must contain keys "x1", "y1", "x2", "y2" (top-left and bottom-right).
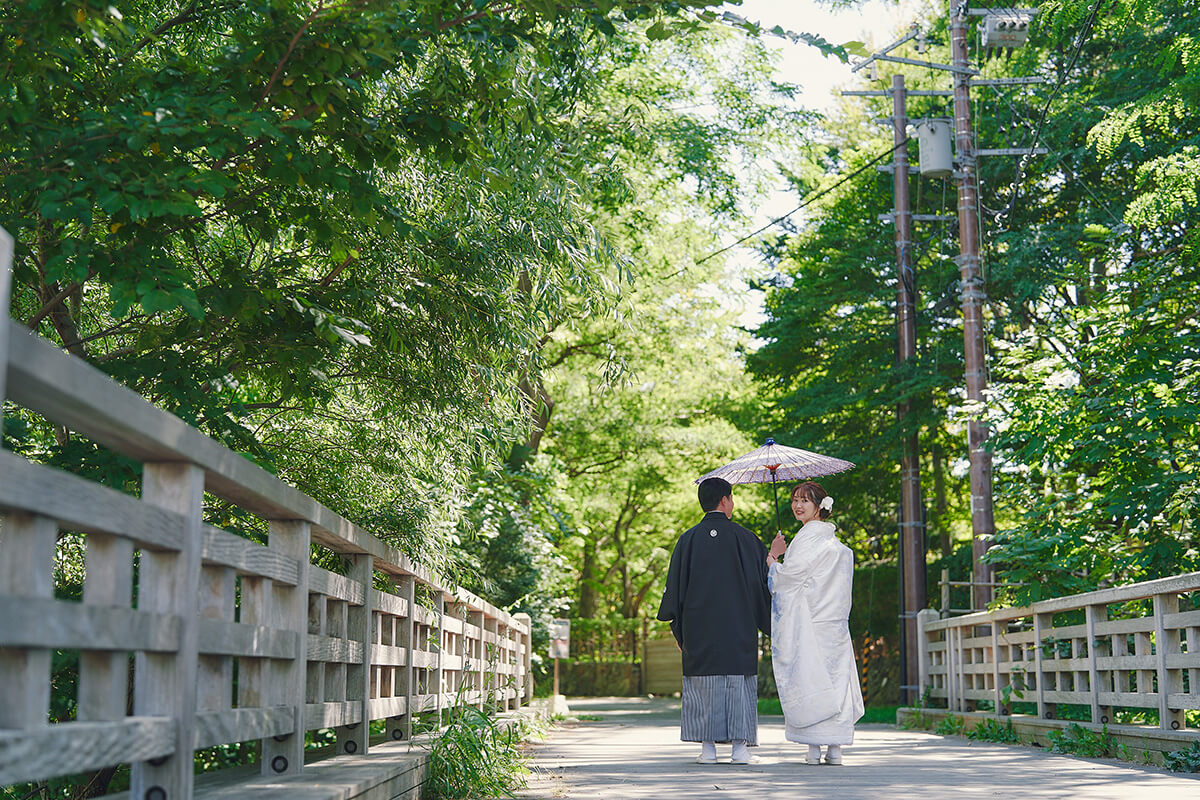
[
  {"x1": 512, "y1": 372, "x2": 554, "y2": 465},
  {"x1": 578, "y1": 537, "x2": 598, "y2": 618}
]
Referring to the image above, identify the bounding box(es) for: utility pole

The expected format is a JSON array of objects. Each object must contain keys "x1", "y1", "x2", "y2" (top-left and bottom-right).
[
  {"x1": 950, "y1": 2, "x2": 995, "y2": 611},
  {"x1": 847, "y1": 5, "x2": 1042, "y2": 683},
  {"x1": 891, "y1": 74, "x2": 926, "y2": 704},
  {"x1": 847, "y1": 28, "x2": 936, "y2": 705}
]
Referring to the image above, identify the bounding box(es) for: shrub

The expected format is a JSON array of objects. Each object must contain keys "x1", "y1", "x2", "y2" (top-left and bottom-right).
[
  {"x1": 423, "y1": 705, "x2": 530, "y2": 800},
  {"x1": 934, "y1": 715, "x2": 966, "y2": 736},
  {"x1": 967, "y1": 718, "x2": 1019, "y2": 743},
  {"x1": 1047, "y1": 724, "x2": 1121, "y2": 759},
  {"x1": 1164, "y1": 742, "x2": 1200, "y2": 773},
  {"x1": 899, "y1": 709, "x2": 934, "y2": 731}
]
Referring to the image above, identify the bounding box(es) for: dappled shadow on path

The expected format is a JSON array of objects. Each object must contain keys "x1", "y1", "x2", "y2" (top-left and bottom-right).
[{"x1": 518, "y1": 698, "x2": 1200, "y2": 800}]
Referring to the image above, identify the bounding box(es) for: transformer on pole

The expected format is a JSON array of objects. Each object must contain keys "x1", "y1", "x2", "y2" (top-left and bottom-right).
[{"x1": 846, "y1": 5, "x2": 1042, "y2": 655}]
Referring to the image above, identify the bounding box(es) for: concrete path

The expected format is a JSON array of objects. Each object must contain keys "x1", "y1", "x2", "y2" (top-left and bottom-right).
[{"x1": 516, "y1": 697, "x2": 1200, "y2": 800}]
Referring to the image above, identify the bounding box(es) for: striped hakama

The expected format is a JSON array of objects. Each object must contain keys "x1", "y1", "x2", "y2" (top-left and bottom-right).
[{"x1": 679, "y1": 674, "x2": 759, "y2": 745}]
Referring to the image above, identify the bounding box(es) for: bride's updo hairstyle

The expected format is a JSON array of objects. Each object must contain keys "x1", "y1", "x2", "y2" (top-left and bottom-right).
[{"x1": 791, "y1": 481, "x2": 832, "y2": 521}]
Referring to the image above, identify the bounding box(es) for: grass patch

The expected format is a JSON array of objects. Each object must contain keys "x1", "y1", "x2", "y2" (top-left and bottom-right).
[
  {"x1": 861, "y1": 705, "x2": 901, "y2": 724},
  {"x1": 758, "y1": 697, "x2": 784, "y2": 716}
]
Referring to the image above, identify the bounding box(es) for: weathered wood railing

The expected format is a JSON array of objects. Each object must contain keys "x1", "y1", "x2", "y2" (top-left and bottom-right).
[
  {"x1": 916, "y1": 572, "x2": 1200, "y2": 737},
  {"x1": 0, "y1": 242, "x2": 531, "y2": 798}
]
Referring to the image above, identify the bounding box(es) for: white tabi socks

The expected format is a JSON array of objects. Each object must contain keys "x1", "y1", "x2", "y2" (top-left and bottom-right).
[
  {"x1": 697, "y1": 741, "x2": 717, "y2": 764},
  {"x1": 730, "y1": 740, "x2": 750, "y2": 764}
]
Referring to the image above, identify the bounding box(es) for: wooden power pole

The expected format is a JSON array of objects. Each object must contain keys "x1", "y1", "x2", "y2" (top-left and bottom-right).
[
  {"x1": 891, "y1": 74, "x2": 926, "y2": 704},
  {"x1": 950, "y1": 3, "x2": 995, "y2": 611}
]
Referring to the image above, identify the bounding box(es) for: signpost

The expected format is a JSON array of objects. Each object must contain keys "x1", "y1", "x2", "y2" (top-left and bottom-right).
[{"x1": 549, "y1": 618, "x2": 570, "y2": 697}]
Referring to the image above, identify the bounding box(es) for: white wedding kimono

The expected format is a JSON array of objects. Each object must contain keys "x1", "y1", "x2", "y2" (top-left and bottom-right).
[{"x1": 768, "y1": 520, "x2": 864, "y2": 745}]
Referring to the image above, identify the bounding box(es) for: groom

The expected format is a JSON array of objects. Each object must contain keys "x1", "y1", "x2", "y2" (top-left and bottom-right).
[{"x1": 657, "y1": 477, "x2": 772, "y2": 765}]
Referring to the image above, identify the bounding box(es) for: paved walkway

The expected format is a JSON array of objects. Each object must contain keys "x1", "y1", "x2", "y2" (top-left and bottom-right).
[{"x1": 517, "y1": 698, "x2": 1200, "y2": 800}]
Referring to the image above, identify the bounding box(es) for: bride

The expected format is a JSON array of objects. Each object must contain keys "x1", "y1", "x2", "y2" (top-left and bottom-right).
[{"x1": 766, "y1": 481, "x2": 864, "y2": 765}]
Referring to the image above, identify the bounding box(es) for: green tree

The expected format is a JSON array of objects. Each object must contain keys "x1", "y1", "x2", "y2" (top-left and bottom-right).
[
  {"x1": 748, "y1": 0, "x2": 1200, "y2": 608},
  {"x1": 521, "y1": 24, "x2": 816, "y2": 621},
  {"x1": 982, "y1": 0, "x2": 1200, "y2": 601},
  {"x1": 2, "y1": 0, "x2": 732, "y2": 573}
]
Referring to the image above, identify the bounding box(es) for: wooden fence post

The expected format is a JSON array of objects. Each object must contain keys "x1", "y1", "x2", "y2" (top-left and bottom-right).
[
  {"x1": 79, "y1": 531, "x2": 135, "y2": 723},
  {"x1": 916, "y1": 609, "x2": 937, "y2": 704},
  {"x1": 195, "y1": 560, "x2": 235, "y2": 716},
  {"x1": 514, "y1": 613, "x2": 532, "y2": 708},
  {"x1": 263, "y1": 520, "x2": 310, "y2": 775},
  {"x1": 132, "y1": 463, "x2": 204, "y2": 800},
  {"x1": 468, "y1": 609, "x2": 485, "y2": 710},
  {"x1": 483, "y1": 616, "x2": 499, "y2": 712},
  {"x1": 1085, "y1": 603, "x2": 1111, "y2": 725},
  {"x1": 991, "y1": 622, "x2": 1005, "y2": 716},
  {"x1": 0, "y1": 513, "x2": 56, "y2": 730},
  {"x1": 1154, "y1": 593, "x2": 1186, "y2": 730},
  {"x1": 386, "y1": 575, "x2": 415, "y2": 743},
  {"x1": 945, "y1": 626, "x2": 958, "y2": 712},
  {"x1": 1033, "y1": 611, "x2": 1054, "y2": 720},
  {"x1": 0, "y1": 226, "x2": 12, "y2": 421},
  {"x1": 338, "y1": 553, "x2": 374, "y2": 756},
  {"x1": 434, "y1": 593, "x2": 445, "y2": 725}
]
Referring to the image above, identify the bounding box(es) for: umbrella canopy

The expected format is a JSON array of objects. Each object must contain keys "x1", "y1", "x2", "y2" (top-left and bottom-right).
[
  {"x1": 696, "y1": 438, "x2": 855, "y2": 537},
  {"x1": 696, "y1": 438, "x2": 855, "y2": 486}
]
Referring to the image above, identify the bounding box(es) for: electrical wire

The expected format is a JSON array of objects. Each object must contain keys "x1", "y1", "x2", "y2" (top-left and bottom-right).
[
  {"x1": 993, "y1": 84, "x2": 1124, "y2": 226},
  {"x1": 687, "y1": 139, "x2": 910, "y2": 271},
  {"x1": 993, "y1": 0, "x2": 1108, "y2": 223}
]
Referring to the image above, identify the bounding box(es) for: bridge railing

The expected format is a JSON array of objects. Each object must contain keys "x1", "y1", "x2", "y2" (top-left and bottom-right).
[
  {"x1": 917, "y1": 572, "x2": 1200, "y2": 731},
  {"x1": 0, "y1": 234, "x2": 532, "y2": 799}
]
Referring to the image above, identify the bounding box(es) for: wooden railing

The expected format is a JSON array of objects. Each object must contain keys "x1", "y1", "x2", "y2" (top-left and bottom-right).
[
  {"x1": 0, "y1": 236, "x2": 532, "y2": 798},
  {"x1": 917, "y1": 573, "x2": 1200, "y2": 731}
]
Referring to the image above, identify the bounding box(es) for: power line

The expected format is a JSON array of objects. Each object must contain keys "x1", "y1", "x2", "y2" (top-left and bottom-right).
[
  {"x1": 689, "y1": 139, "x2": 909, "y2": 271},
  {"x1": 994, "y1": 0, "x2": 1107, "y2": 223}
]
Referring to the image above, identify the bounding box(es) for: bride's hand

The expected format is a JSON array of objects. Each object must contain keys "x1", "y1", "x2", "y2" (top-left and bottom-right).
[{"x1": 768, "y1": 533, "x2": 787, "y2": 559}]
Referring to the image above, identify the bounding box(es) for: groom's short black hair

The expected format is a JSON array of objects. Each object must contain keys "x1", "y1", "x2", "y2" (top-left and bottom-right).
[{"x1": 698, "y1": 477, "x2": 732, "y2": 512}]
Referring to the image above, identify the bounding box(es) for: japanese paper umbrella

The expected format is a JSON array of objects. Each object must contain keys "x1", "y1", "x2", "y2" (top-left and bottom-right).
[{"x1": 695, "y1": 438, "x2": 855, "y2": 536}]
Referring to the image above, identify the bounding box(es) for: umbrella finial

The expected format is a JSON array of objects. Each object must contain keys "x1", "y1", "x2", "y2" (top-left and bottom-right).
[{"x1": 765, "y1": 437, "x2": 776, "y2": 447}]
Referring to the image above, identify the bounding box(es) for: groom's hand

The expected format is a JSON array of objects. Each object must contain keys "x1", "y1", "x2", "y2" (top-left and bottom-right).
[{"x1": 769, "y1": 533, "x2": 786, "y2": 559}]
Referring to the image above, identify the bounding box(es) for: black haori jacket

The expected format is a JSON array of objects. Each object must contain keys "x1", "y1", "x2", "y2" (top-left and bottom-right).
[{"x1": 656, "y1": 511, "x2": 772, "y2": 677}]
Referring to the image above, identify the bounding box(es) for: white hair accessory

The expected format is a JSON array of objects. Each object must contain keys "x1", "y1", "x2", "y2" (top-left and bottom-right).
[{"x1": 820, "y1": 496, "x2": 834, "y2": 512}]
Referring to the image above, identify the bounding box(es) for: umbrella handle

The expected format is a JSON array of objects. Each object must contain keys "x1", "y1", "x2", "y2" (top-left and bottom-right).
[{"x1": 771, "y1": 470, "x2": 782, "y2": 538}]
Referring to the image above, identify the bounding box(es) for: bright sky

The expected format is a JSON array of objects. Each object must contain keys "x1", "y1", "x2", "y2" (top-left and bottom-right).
[
  {"x1": 712, "y1": 0, "x2": 931, "y2": 328},
  {"x1": 727, "y1": 0, "x2": 928, "y2": 113}
]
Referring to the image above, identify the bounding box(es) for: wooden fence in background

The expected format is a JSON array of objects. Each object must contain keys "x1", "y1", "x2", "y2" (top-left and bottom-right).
[
  {"x1": 911, "y1": 572, "x2": 1200, "y2": 751},
  {"x1": 0, "y1": 232, "x2": 531, "y2": 798}
]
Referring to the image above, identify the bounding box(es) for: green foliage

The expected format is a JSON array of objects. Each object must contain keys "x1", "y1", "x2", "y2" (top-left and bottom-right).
[
  {"x1": 934, "y1": 714, "x2": 966, "y2": 736},
  {"x1": 1, "y1": 0, "x2": 750, "y2": 577},
  {"x1": 747, "y1": 0, "x2": 1200, "y2": 606},
  {"x1": 1047, "y1": 723, "x2": 1122, "y2": 758},
  {"x1": 967, "y1": 718, "x2": 1019, "y2": 744},
  {"x1": 424, "y1": 704, "x2": 531, "y2": 800},
  {"x1": 860, "y1": 705, "x2": 902, "y2": 724},
  {"x1": 1000, "y1": 669, "x2": 1028, "y2": 706},
  {"x1": 455, "y1": 456, "x2": 577, "y2": 683},
  {"x1": 899, "y1": 709, "x2": 935, "y2": 731},
  {"x1": 1164, "y1": 741, "x2": 1200, "y2": 773},
  {"x1": 757, "y1": 697, "x2": 784, "y2": 716},
  {"x1": 520, "y1": 25, "x2": 812, "y2": 622}
]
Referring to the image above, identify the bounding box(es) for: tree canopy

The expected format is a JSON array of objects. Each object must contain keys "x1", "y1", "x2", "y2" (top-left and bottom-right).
[
  {"x1": 5, "y1": 0, "x2": 1197, "y2": 644},
  {"x1": 747, "y1": 0, "x2": 1199, "y2": 606}
]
